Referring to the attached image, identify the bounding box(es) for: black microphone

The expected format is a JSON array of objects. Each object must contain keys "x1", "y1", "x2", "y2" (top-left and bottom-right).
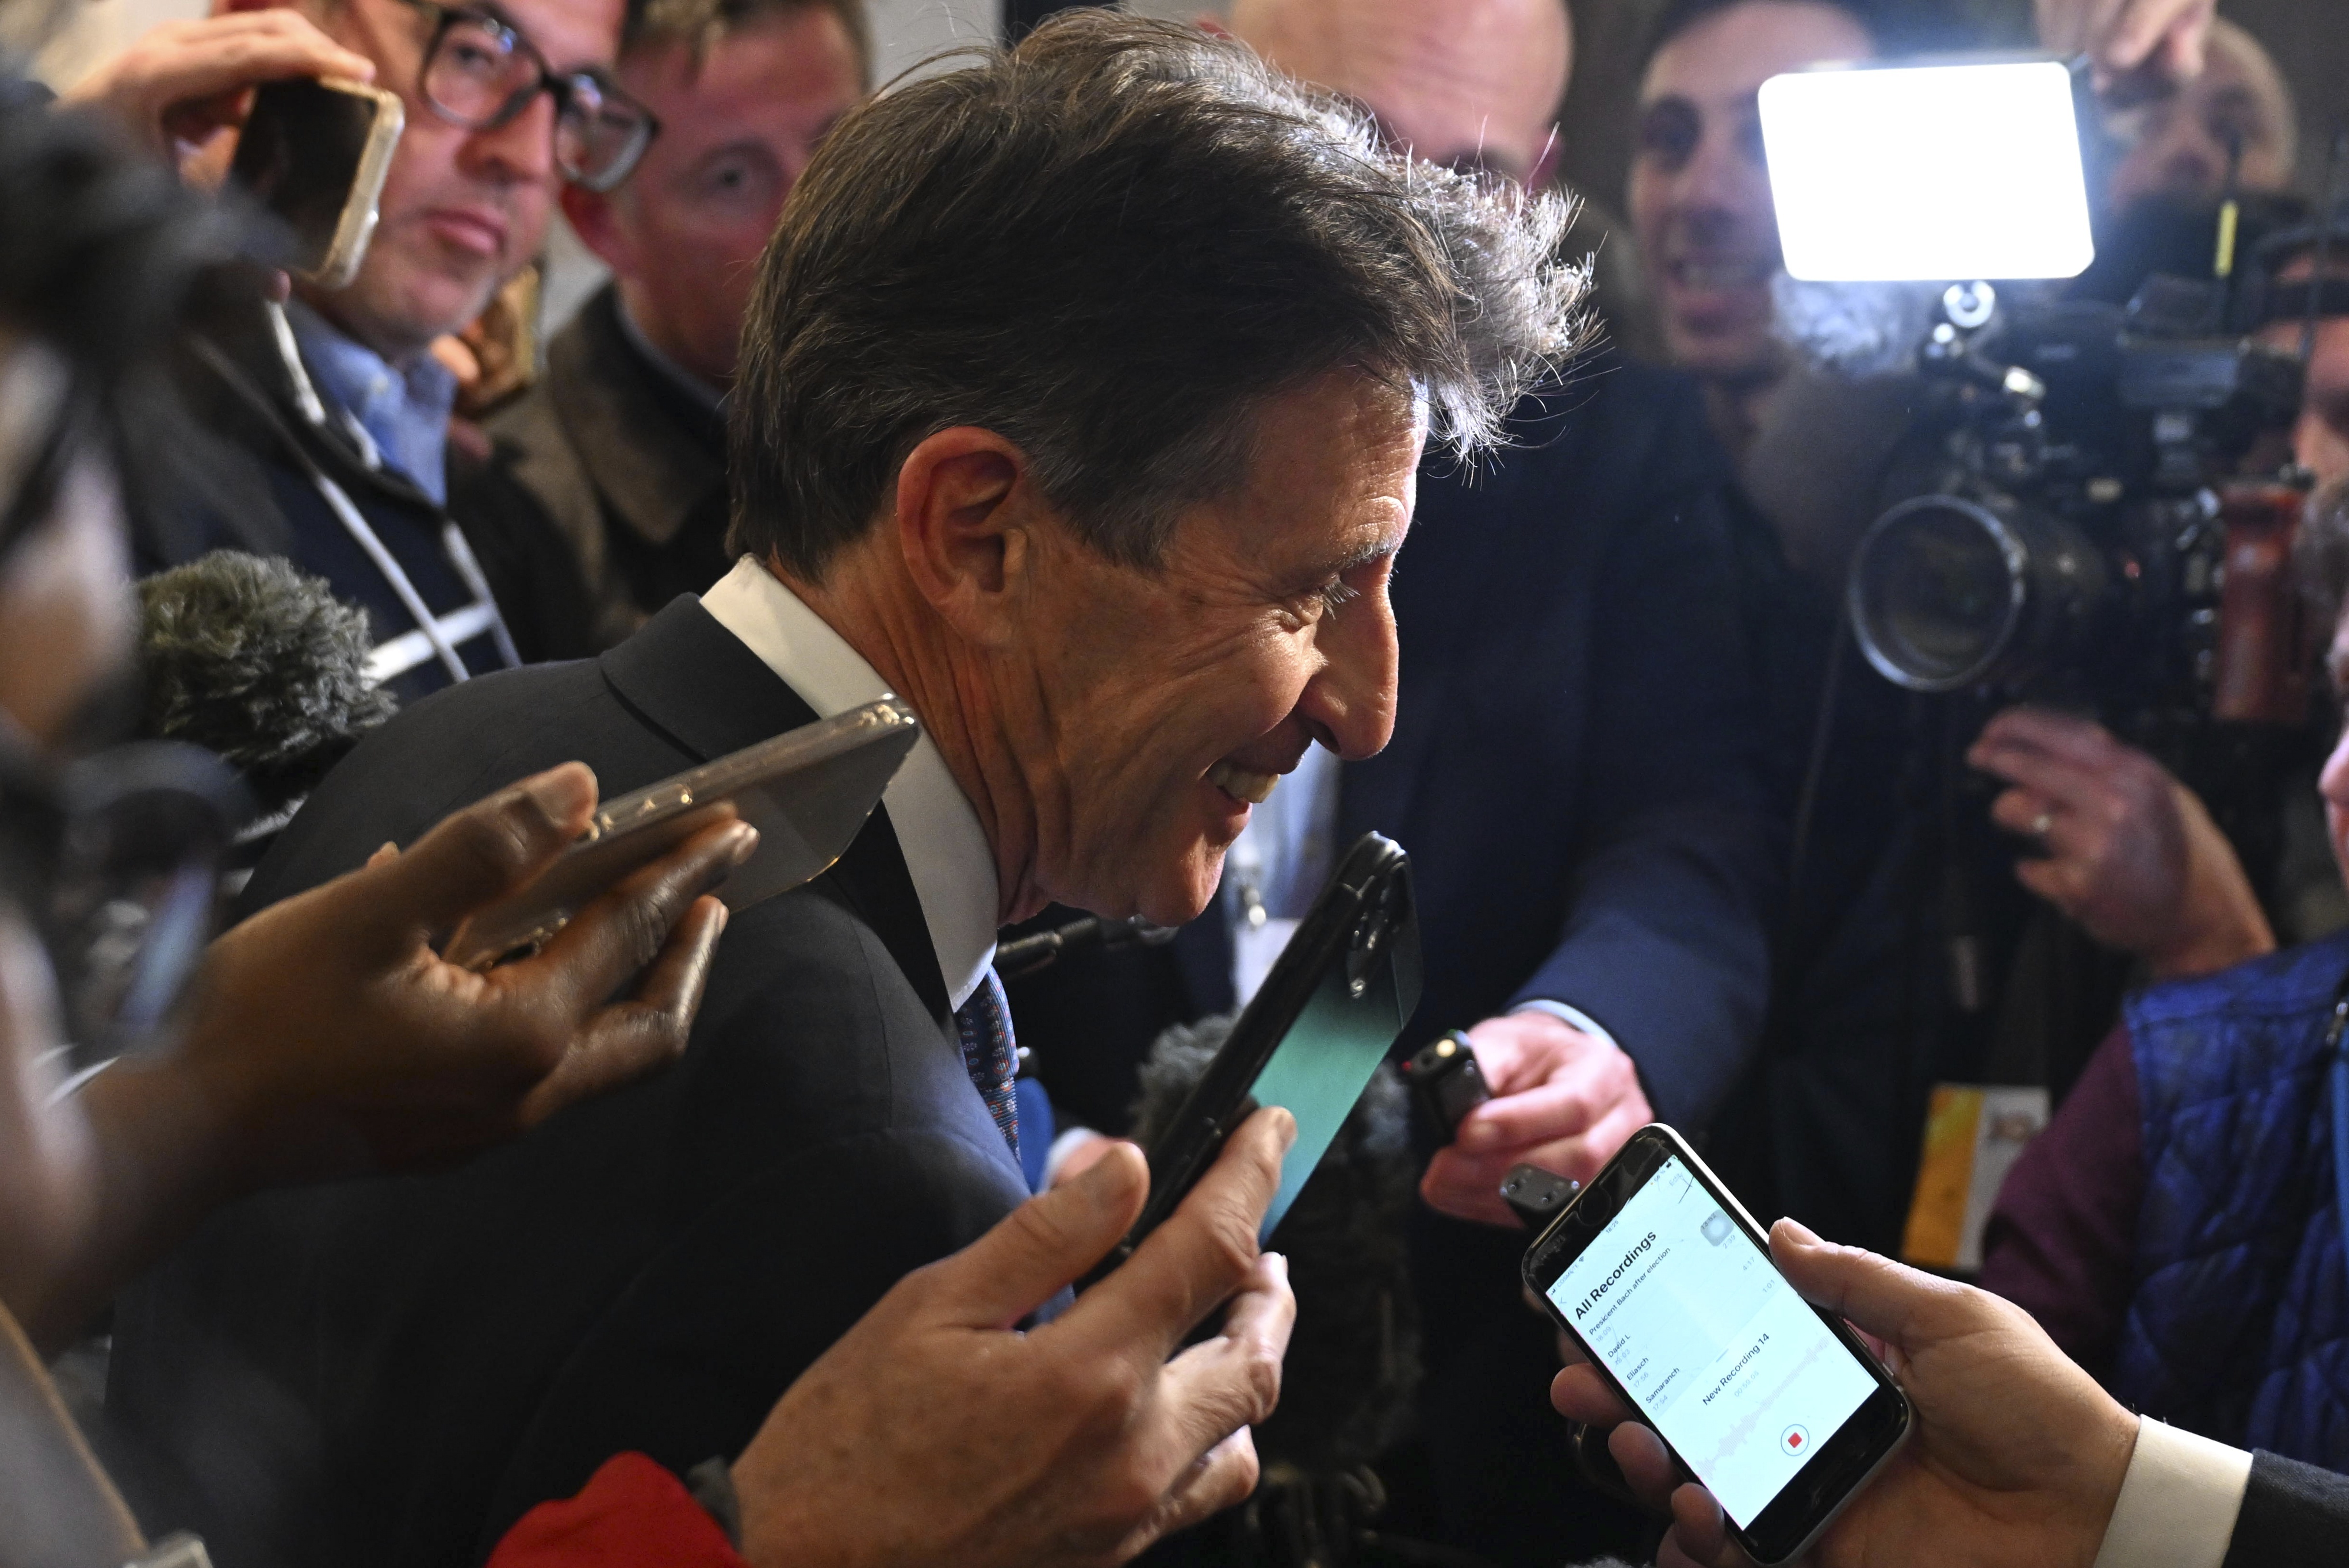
[{"x1": 135, "y1": 550, "x2": 397, "y2": 818}]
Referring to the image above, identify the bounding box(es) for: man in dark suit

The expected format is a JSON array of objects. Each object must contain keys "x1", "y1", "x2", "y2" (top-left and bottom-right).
[
  {"x1": 1000, "y1": 0, "x2": 1776, "y2": 1558},
  {"x1": 108, "y1": 14, "x2": 1589, "y2": 1567}
]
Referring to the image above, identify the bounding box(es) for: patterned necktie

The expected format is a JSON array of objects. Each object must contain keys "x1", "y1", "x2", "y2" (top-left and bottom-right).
[{"x1": 954, "y1": 967, "x2": 1021, "y2": 1158}]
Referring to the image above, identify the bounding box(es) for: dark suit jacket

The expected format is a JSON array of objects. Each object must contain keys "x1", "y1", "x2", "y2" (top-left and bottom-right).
[
  {"x1": 155, "y1": 297, "x2": 591, "y2": 700},
  {"x1": 2227, "y1": 1449, "x2": 2349, "y2": 1566},
  {"x1": 108, "y1": 599, "x2": 1029, "y2": 1568}
]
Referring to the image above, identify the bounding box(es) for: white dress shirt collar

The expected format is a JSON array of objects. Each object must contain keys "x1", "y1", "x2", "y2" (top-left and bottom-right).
[{"x1": 699, "y1": 556, "x2": 1000, "y2": 1011}]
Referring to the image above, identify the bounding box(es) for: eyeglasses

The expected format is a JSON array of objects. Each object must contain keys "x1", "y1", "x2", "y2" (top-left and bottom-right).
[
  {"x1": 399, "y1": 0, "x2": 660, "y2": 192},
  {"x1": 0, "y1": 723, "x2": 249, "y2": 1075}
]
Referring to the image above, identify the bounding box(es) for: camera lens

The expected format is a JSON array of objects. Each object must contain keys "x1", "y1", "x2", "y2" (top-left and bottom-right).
[{"x1": 1849, "y1": 495, "x2": 2105, "y2": 692}]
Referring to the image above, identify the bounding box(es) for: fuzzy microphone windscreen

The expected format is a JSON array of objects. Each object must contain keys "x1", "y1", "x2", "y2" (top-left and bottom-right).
[{"x1": 136, "y1": 551, "x2": 397, "y2": 815}]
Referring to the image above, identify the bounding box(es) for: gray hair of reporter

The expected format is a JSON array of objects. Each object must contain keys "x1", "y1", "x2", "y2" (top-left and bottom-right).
[
  {"x1": 726, "y1": 9, "x2": 1590, "y2": 580},
  {"x1": 2297, "y1": 478, "x2": 2349, "y2": 636}
]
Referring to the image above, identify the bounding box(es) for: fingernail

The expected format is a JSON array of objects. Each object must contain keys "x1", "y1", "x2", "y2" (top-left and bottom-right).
[
  {"x1": 522, "y1": 765, "x2": 594, "y2": 826},
  {"x1": 710, "y1": 901, "x2": 730, "y2": 935},
  {"x1": 1774, "y1": 1216, "x2": 1822, "y2": 1247},
  {"x1": 1272, "y1": 1106, "x2": 1298, "y2": 1152},
  {"x1": 1261, "y1": 1251, "x2": 1290, "y2": 1283},
  {"x1": 726, "y1": 823, "x2": 761, "y2": 865},
  {"x1": 1460, "y1": 1118, "x2": 1499, "y2": 1150}
]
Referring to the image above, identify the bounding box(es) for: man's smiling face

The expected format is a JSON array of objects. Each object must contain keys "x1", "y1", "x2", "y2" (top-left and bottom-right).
[{"x1": 1000, "y1": 370, "x2": 1424, "y2": 927}]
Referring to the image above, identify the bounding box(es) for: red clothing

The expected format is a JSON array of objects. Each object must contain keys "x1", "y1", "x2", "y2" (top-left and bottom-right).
[
  {"x1": 487, "y1": 1454, "x2": 748, "y2": 1568},
  {"x1": 1976, "y1": 1022, "x2": 2146, "y2": 1379}
]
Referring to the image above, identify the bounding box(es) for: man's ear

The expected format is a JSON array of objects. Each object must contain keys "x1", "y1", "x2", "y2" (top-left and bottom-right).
[{"x1": 891, "y1": 427, "x2": 1035, "y2": 646}]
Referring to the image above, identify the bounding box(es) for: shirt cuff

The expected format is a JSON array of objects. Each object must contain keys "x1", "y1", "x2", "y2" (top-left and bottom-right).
[
  {"x1": 2091, "y1": 1417, "x2": 2252, "y2": 1568},
  {"x1": 1511, "y1": 1000, "x2": 1623, "y2": 1058},
  {"x1": 1043, "y1": 1125, "x2": 1107, "y2": 1187}
]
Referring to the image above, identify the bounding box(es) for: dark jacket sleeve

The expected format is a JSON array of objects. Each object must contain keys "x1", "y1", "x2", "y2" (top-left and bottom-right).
[
  {"x1": 1978, "y1": 1023, "x2": 2145, "y2": 1377},
  {"x1": 1508, "y1": 478, "x2": 1781, "y2": 1128},
  {"x1": 2223, "y1": 1449, "x2": 2349, "y2": 1568}
]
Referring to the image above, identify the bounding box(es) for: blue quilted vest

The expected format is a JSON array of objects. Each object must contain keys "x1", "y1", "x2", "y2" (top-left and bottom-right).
[{"x1": 2111, "y1": 931, "x2": 2349, "y2": 1467}]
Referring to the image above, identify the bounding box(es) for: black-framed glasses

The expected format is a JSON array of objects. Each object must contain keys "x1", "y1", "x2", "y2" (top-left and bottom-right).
[
  {"x1": 0, "y1": 723, "x2": 250, "y2": 1074},
  {"x1": 399, "y1": 0, "x2": 660, "y2": 192}
]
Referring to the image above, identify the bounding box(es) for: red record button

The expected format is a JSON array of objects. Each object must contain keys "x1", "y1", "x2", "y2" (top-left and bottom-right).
[{"x1": 1780, "y1": 1425, "x2": 1810, "y2": 1457}]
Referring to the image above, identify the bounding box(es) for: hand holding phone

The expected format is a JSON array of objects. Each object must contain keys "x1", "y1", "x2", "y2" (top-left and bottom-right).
[
  {"x1": 1550, "y1": 1215, "x2": 2139, "y2": 1568},
  {"x1": 1523, "y1": 1128, "x2": 1910, "y2": 1564}
]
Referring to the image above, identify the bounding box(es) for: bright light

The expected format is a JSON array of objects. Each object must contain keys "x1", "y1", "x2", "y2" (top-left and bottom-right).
[{"x1": 1759, "y1": 59, "x2": 2095, "y2": 283}]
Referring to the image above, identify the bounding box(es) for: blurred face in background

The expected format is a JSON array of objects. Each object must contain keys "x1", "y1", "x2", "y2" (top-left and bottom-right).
[
  {"x1": 563, "y1": 3, "x2": 865, "y2": 387},
  {"x1": 1627, "y1": 0, "x2": 1872, "y2": 384},
  {"x1": 231, "y1": 0, "x2": 626, "y2": 361},
  {"x1": 0, "y1": 333, "x2": 133, "y2": 1304},
  {"x1": 2105, "y1": 18, "x2": 2295, "y2": 211},
  {"x1": 2255, "y1": 253, "x2": 2349, "y2": 489},
  {"x1": 1226, "y1": 0, "x2": 1569, "y2": 182}
]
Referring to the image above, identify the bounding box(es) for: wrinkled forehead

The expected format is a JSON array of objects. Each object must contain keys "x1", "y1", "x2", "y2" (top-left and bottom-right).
[{"x1": 1639, "y1": 0, "x2": 1875, "y2": 109}]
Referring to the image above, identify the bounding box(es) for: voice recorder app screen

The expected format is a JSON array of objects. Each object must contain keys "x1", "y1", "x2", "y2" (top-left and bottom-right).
[{"x1": 1546, "y1": 1156, "x2": 1877, "y2": 1527}]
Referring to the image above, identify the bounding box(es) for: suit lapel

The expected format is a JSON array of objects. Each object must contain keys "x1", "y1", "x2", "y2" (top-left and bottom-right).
[{"x1": 601, "y1": 598, "x2": 954, "y2": 1026}]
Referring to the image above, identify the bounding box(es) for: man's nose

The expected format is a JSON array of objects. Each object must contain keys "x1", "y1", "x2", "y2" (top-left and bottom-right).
[
  {"x1": 461, "y1": 89, "x2": 559, "y2": 185},
  {"x1": 1675, "y1": 127, "x2": 1757, "y2": 220},
  {"x1": 1299, "y1": 593, "x2": 1399, "y2": 763}
]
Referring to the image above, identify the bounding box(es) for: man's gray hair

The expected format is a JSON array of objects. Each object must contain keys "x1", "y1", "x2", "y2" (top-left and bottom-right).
[{"x1": 727, "y1": 10, "x2": 1589, "y2": 579}]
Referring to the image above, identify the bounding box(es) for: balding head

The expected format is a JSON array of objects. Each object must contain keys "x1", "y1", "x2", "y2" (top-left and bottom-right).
[{"x1": 1228, "y1": 0, "x2": 1569, "y2": 180}]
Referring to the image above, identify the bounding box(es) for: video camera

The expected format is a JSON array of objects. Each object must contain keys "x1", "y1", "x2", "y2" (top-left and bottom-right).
[{"x1": 1760, "y1": 57, "x2": 2316, "y2": 730}]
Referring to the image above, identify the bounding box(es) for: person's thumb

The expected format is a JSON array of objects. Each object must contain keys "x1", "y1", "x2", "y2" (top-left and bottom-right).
[
  {"x1": 340, "y1": 765, "x2": 599, "y2": 954},
  {"x1": 1769, "y1": 1217, "x2": 1973, "y2": 1356},
  {"x1": 917, "y1": 1140, "x2": 1151, "y2": 1329}
]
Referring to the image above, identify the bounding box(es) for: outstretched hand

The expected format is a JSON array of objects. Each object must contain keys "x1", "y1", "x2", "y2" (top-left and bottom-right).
[
  {"x1": 62, "y1": 11, "x2": 375, "y2": 179},
  {"x1": 2035, "y1": 0, "x2": 2215, "y2": 96},
  {"x1": 1551, "y1": 1220, "x2": 2139, "y2": 1568},
  {"x1": 732, "y1": 1108, "x2": 1301, "y2": 1568},
  {"x1": 182, "y1": 761, "x2": 749, "y2": 1176},
  {"x1": 1969, "y1": 707, "x2": 2272, "y2": 980}
]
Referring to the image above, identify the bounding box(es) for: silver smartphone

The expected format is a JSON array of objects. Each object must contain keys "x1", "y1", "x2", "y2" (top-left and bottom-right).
[
  {"x1": 443, "y1": 698, "x2": 920, "y2": 970},
  {"x1": 228, "y1": 77, "x2": 405, "y2": 290}
]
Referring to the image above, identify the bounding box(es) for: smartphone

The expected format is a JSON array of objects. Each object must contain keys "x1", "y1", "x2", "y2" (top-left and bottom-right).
[
  {"x1": 1522, "y1": 1126, "x2": 1910, "y2": 1565},
  {"x1": 1082, "y1": 831, "x2": 1421, "y2": 1284},
  {"x1": 227, "y1": 77, "x2": 404, "y2": 289},
  {"x1": 1758, "y1": 56, "x2": 2095, "y2": 283},
  {"x1": 443, "y1": 698, "x2": 920, "y2": 970}
]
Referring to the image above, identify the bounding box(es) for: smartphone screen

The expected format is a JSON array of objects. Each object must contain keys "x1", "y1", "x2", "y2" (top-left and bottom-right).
[
  {"x1": 1243, "y1": 891, "x2": 1418, "y2": 1237},
  {"x1": 1526, "y1": 1130, "x2": 1908, "y2": 1561},
  {"x1": 1544, "y1": 1153, "x2": 1878, "y2": 1526}
]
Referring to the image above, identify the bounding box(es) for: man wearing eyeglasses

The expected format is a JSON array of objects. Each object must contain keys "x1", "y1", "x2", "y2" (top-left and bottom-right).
[
  {"x1": 452, "y1": 0, "x2": 869, "y2": 653},
  {"x1": 68, "y1": 0, "x2": 658, "y2": 701}
]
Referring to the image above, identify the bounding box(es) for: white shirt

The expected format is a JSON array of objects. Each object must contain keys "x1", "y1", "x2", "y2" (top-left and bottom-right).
[
  {"x1": 2092, "y1": 1417, "x2": 2253, "y2": 1568},
  {"x1": 700, "y1": 556, "x2": 1000, "y2": 1011}
]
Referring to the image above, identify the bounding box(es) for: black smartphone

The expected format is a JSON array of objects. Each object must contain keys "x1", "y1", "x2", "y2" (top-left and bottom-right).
[
  {"x1": 1082, "y1": 831, "x2": 1421, "y2": 1283},
  {"x1": 227, "y1": 77, "x2": 404, "y2": 289},
  {"x1": 1521, "y1": 1125, "x2": 1910, "y2": 1565}
]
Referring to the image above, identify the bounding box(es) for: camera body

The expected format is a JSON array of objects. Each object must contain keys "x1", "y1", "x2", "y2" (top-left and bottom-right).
[{"x1": 1848, "y1": 281, "x2": 2309, "y2": 729}]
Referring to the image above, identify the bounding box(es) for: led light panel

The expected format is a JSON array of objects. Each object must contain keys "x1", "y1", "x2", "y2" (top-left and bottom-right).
[{"x1": 1759, "y1": 59, "x2": 2095, "y2": 282}]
